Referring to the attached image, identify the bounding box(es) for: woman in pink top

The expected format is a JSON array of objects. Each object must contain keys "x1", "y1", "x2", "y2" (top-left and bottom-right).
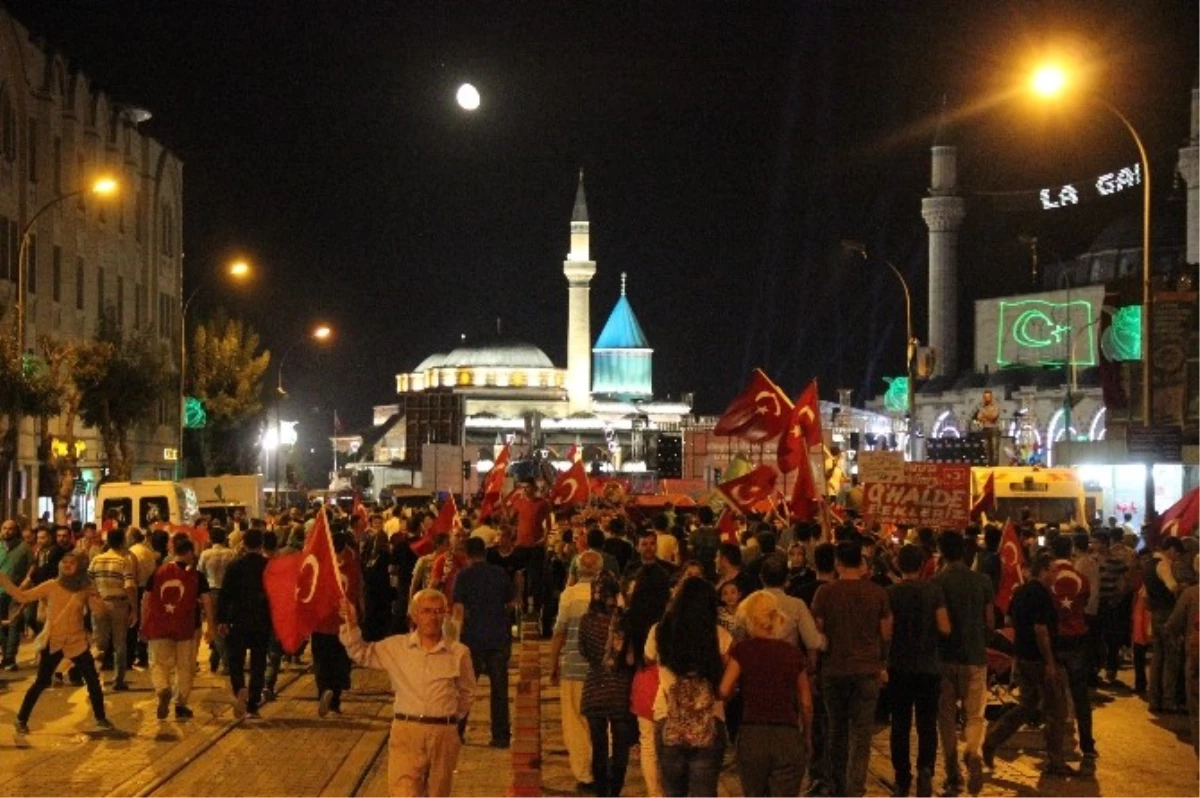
[{"x1": 0, "y1": 553, "x2": 112, "y2": 734}]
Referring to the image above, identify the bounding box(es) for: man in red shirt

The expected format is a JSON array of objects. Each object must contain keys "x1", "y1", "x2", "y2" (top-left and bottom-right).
[
  {"x1": 511, "y1": 480, "x2": 551, "y2": 624},
  {"x1": 1050, "y1": 536, "x2": 1096, "y2": 759}
]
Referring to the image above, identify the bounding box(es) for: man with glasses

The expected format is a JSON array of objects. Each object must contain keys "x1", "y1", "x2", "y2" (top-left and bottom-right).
[{"x1": 341, "y1": 588, "x2": 475, "y2": 797}]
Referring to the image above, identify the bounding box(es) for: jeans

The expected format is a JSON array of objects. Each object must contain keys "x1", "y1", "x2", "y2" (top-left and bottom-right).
[
  {"x1": 937, "y1": 663, "x2": 987, "y2": 784},
  {"x1": 227, "y1": 627, "x2": 269, "y2": 712},
  {"x1": 471, "y1": 645, "x2": 511, "y2": 743},
  {"x1": 888, "y1": 670, "x2": 940, "y2": 787},
  {"x1": 656, "y1": 718, "x2": 726, "y2": 797},
  {"x1": 587, "y1": 714, "x2": 637, "y2": 797},
  {"x1": 737, "y1": 723, "x2": 806, "y2": 797},
  {"x1": 264, "y1": 636, "x2": 283, "y2": 692},
  {"x1": 93, "y1": 598, "x2": 130, "y2": 685},
  {"x1": 1057, "y1": 637, "x2": 1094, "y2": 752},
  {"x1": 20, "y1": 648, "x2": 105, "y2": 723},
  {"x1": 823, "y1": 673, "x2": 881, "y2": 797},
  {"x1": 983, "y1": 659, "x2": 1067, "y2": 766},
  {"x1": 1149, "y1": 609, "x2": 1183, "y2": 709}
]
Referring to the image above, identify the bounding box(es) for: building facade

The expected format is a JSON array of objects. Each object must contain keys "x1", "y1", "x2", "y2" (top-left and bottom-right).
[{"x1": 0, "y1": 12, "x2": 183, "y2": 519}]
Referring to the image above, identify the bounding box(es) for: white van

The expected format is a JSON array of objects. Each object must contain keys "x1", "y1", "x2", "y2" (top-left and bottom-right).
[{"x1": 95, "y1": 481, "x2": 199, "y2": 528}]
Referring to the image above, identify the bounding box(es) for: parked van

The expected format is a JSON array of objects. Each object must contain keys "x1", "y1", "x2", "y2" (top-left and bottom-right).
[
  {"x1": 95, "y1": 481, "x2": 199, "y2": 528},
  {"x1": 181, "y1": 474, "x2": 264, "y2": 522}
]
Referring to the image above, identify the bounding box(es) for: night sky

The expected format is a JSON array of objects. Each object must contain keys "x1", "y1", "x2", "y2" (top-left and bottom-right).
[{"x1": 11, "y1": 1, "x2": 1198, "y2": 440}]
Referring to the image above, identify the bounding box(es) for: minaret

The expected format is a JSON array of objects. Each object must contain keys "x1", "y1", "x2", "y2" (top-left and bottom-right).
[
  {"x1": 564, "y1": 170, "x2": 596, "y2": 412},
  {"x1": 921, "y1": 105, "x2": 966, "y2": 377},
  {"x1": 1180, "y1": 84, "x2": 1199, "y2": 265}
]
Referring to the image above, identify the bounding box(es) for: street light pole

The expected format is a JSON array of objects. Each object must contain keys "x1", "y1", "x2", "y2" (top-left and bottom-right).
[
  {"x1": 1031, "y1": 66, "x2": 1156, "y2": 522},
  {"x1": 10, "y1": 179, "x2": 117, "y2": 517},
  {"x1": 843, "y1": 242, "x2": 916, "y2": 460},
  {"x1": 177, "y1": 260, "x2": 250, "y2": 480},
  {"x1": 271, "y1": 324, "x2": 332, "y2": 510}
]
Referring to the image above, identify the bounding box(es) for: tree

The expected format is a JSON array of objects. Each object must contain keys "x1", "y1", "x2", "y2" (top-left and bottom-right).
[
  {"x1": 37, "y1": 338, "x2": 86, "y2": 523},
  {"x1": 187, "y1": 312, "x2": 271, "y2": 475},
  {"x1": 0, "y1": 332, "x2": 63, "y2": 519},
  {"x1": 74, "y1": 310, "x2": 174, "y2": 481}
]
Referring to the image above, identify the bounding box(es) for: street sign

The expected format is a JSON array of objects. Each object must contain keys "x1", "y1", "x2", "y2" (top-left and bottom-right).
[
  {"x1": 163, "y1": 447, "x2": 179, "y2": 462},
  {"x1": 73, "y1": 478, "x2": 87, "y2": 496},
  {"x1": 1125, "y1": 426, "x2": 1183, "y2": 463}
]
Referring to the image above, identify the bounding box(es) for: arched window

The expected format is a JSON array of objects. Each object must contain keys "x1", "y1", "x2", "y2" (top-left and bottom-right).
[
  {"x1": 0, "y1": 87, "x2": 14, "y2": 161},
  {"x1": 160, "y1": 204, "x2": 174, "y2": 256}
]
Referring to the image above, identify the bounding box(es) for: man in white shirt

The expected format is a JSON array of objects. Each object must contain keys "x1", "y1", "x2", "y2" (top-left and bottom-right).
[
  {"x1": 550, "y1": 550, "x2": 601, "y2": 788},
  {"x1": 341, "y1": 588, "x2": 475, "y2": 797}
]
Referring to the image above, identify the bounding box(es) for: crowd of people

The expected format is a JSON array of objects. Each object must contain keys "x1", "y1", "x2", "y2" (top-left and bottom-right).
[{"x1": 0, "y1": 481, "x2": 1196, "y2": 798}]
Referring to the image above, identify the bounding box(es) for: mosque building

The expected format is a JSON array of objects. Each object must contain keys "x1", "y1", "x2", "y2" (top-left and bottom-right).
[{"x1": 338, "y1": 173, "x2": 692, "y2": 494}]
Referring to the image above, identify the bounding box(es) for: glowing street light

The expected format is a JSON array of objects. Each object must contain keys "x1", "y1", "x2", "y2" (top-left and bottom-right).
[
  {"x1": 456, "y1": 83, "x2": 481, "y2": 111},
  {"x1": 1031, "y1": 65, "x2": 1067, "y2": 98},
  {"x1": 1028, "y1": 60, "x2": 1156, "y2": 518},
  {"x1": 272, "y1": 322, "x2": 335, "y2": 508},
  {"x1": 16, "y1": 176, "x2": 120, "y2": 352}
]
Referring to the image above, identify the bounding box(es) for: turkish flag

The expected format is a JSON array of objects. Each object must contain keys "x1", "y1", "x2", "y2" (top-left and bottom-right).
[
  {"x1": 788, "y1": 454, "x2": 821, "y2": 522},
  {"x1": 553, "y1": 460, "x2": 590, "y2": 508},
  {"x1": 996, "y1": 520, "x2": 1025, "y2": 613},
  {"x1": 483, "y1": 444, "x2": 511, "y2": 498},
  {"x1": 969, "y1": 472, "x2": 995, "y2": 521},
  {"x1": 719, "y1": 465, "x2": 778, "y2": 515},
  {"x1": 430, "y1": 493, "x2": 459, "y2": 534},
  {"x1": 265, "y1": 553, "x2": 305, "y2": 653},
  {"x1": 714, "y1": 369, "x2": 793, "y2": 443},
  {"x1": 296, "y1": 507, "x2": 344, "y2": 647},
  {"x1": 717, "y1": 508, "x2": 740, "y2": 546}
]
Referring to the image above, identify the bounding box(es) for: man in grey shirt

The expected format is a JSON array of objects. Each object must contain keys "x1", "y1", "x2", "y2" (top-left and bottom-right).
[{"x1": 758, "y1": 551, "x2": 826, "y2": 652}]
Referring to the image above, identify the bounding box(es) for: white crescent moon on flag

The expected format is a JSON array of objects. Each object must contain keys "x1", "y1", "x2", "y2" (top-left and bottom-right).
[
  {"x1": 1000, "y1": 540, "x2": 1021, "y2": 567},
  {"x1": 754, "y1": 390, "x2": 782, "y2": 417},
  {"x1": 557, "y1": 478, "x2": 578, "y2": 505},
  {"x1": 1054, "y1": 567, "x2": 1083, "y2": 607},
  {"x1": 730, "y1": 485, "x2": 760, "y2": 506},
  {"x1": 159, "y1": 578, "x2": 184, "y2": 612},
  {"x1": 297, "y1": 554, "x2": 320, "y2": 604}
]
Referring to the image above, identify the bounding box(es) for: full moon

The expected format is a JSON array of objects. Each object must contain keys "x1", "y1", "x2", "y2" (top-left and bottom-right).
[{"x1": 456, "y1": 83, "x2": 481, "y2": 111}]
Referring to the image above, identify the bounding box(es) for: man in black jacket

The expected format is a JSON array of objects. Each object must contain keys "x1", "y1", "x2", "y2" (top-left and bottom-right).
[{"x1": 217, "y1": 528, "x2": 272, "y2": 718}]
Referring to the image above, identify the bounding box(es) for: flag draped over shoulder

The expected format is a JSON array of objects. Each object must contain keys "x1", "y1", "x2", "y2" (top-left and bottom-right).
[
  {"x1": 552, "y1": 460, "x2": 590, "y2": 508},
  {"x1": 714, "y1": 369, "x2": 793, "y2": 443},
  {"x1": 996, "y1": 520, "x2": 1025, "y2": 613},
  {"x1": 265, "y1": 505, "x2": 344, "y2": 654}
]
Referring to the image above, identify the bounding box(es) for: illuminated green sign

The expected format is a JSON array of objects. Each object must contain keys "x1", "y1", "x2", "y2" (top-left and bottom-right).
[
  {"x1": 184, "y1": 397, "x2": 207, "y2": 429},
  {"x1": 1100, "y1": 305, "x2": 1142, "y2": 361},
  {"x1": 996, "y1": 299, "x2": 1096, "y2": 367},
  {"x1": 883, "y1": 376, "x2": 909, "y2": 413}
]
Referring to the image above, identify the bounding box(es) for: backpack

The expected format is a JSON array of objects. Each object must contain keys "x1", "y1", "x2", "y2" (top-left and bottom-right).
[{"x1": 662, "y1": 673, "x2": 717, "y2": 748}]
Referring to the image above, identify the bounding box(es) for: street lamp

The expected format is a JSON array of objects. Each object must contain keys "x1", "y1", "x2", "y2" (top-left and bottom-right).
[
  {"x1": 843, "y1": 241, "x2": 917, "y2": 460},
  {"x1": 15, "y1": 177, "x2": 119, "y2": 353},
  {"x1": 1031, "y1": 63, "x2": 1156, "y2": 518},
  {"x1": 273, "y1": 323, "x2": 333, "y2": 508},
  {"x1": 178, "y1": 258, "x2": 253, "y2": 478}
]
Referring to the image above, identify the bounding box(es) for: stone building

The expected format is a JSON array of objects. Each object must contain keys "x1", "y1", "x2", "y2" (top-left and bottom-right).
[{"x1": 0, "y1": 11, "x2": 183, "y2": 519}]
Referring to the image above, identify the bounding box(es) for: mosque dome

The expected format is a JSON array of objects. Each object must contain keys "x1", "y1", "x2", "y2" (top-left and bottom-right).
[{"x1": 437, "y1": 341, "x2": 555, "y2": 370}]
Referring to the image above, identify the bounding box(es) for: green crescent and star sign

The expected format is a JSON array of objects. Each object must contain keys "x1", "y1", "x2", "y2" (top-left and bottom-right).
[
  {"x1": 883, "y1": 376, "x2": 909, "y2": 413},
  {"x1": 996, "y1": 299, "x2": 1096, "y2": 367},
  {"x1": 184, "y1": 397, "x2": 208, "y2": 429}
]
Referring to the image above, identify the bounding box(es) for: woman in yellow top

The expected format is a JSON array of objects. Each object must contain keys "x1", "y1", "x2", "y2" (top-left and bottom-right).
[{"x1": 0, "y1": 552, "x2": 113, "y2": 734}]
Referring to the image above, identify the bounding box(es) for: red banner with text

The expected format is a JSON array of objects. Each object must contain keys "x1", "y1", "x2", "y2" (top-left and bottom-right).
[{"x1": 863, "y1": 463, "x2": 971, "y2": 528}]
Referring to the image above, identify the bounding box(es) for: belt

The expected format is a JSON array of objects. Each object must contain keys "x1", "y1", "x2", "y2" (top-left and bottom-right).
[
  {"x1": 394, "y1": 712, "x2": 458, "y2": 725},
  {"x1": 102, "y1": 595, "x2": 129, "y2": 602}
]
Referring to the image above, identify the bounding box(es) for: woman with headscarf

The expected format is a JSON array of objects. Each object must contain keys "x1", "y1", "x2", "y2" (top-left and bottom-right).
[
  {"x1": 0, "y1": 552, "x2": 113, "y2": 733},
  {"x1": 361, "y1": 527, "x2": 395, "y2": 641},
  {"x1": 577, "y1": 572, "x2": 637, "y2": 797}
]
